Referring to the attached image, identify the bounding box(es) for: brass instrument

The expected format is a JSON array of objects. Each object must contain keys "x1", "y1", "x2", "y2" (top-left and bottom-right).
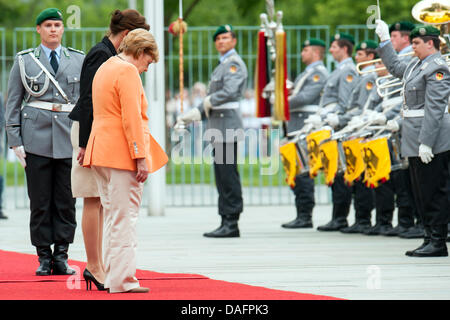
[
  {"x1": 412, "y1": 0, "x2": 450, "y2": 52},
  {"x1": 356, "y1": 52, "x2": 414, "y2": 75}
]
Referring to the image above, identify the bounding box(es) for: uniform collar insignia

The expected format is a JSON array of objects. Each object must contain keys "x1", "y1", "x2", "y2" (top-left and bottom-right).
[
  {"x1": 34, "y1": 47, "x2": 41, "y2": 58},
  {"x1": 63, "y1": 47, "x2": 70, "y2": 58}
]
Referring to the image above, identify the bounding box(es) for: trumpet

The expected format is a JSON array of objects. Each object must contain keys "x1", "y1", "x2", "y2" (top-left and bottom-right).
[
  {"x1": 356, "y1": 52, "x2": 415, "y2": 75},
  {"x1": 376, "y1": 75, "x2": 403, "y2": 98}
]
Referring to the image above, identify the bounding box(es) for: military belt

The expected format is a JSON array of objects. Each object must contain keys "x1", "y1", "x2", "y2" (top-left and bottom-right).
[
  {"x1": 401, "y1": 107, "x2": 448, "y2": 118},
  {"x1": 213, "y1": 101, "x2": 239, "y2": 110},
  {"x1": 290, "y1": 105, "x2": 319, "y2": 113},
  {"x1": 26, "y1": 101, "x2": 75, "y2": 112}
]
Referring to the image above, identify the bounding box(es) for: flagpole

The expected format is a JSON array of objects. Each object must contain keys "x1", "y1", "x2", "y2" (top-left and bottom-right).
[{"x1": 179, "y1": 0, "x2": 184, "y2": 113}]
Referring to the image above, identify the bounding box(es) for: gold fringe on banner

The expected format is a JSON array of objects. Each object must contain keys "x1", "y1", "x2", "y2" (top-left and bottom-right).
[{"x1": 274, "y1": 29, "x2": 289, "y2": 121}]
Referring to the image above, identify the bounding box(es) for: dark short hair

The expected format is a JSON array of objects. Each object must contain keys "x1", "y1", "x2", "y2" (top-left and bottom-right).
[
  {"x1": 108, "y1": 9, "x2": 150, "y2": 36},
  {"x1": 364, "y1": 48, "x2": 378, "y2": 59},
  {"x1": 335, "y1": 39, "x2": 354, "y2": 56},
  {"x1": 420, "y1": 36, "x2": 441, "y2": 50}
]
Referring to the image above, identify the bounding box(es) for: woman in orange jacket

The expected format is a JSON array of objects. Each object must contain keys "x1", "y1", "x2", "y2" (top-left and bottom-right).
[{"x1": 83, "y1": 28, "x2": 168, "y2": 293}]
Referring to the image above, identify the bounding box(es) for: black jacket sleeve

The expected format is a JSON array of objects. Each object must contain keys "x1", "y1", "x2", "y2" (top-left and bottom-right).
[{"x1": 71, "y1": 49, "x2": 110, "y2": 148}]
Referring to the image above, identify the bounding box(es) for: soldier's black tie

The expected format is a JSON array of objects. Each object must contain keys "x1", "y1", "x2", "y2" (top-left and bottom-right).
[{"x1": 50, "y1": 50, "x2": 59, "y2": 74}]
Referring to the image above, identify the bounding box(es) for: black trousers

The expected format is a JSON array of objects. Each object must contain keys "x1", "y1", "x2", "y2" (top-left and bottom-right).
[
  {"x1": 331, "y1": 173, "x2": 374, "y2": 223},
  {"x1": 25, "y1": 153, "x2": 76, "y2": 247},
  {"x1": 408, "y1": 151, "x2": 450, "y2": 228},
  {"x1": 374, "y1": 169, "x2": 417, "y2": 227},
  {"x1": 213, "y1": 143, "x2": 243, "y2": 217},
  {"x1": 291, "y1": 174, "x2": 315, "y2": 215}
]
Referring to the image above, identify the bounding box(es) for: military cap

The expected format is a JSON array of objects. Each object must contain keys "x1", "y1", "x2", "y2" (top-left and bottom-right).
[
  {"x1": 36, "y1": 8, "x2": 63, "y2": 25},
  {"x1": 355, "y1": 39, "x2": 379, "y2": 51},
  {"x1": 332, "y1": 32, "x2": 355, "y2": 45},
  {"x1": 213, "y1": 24, "x2": 234, "y2": 41},
  {"x1": 302, "y1": 38, "x2": 326, "y2": 48},
  {"x1": 389, "y1": 21, "x2": 415, "y2": 33},
  {"x1": 409, "y1": 25, "x2": 440, "y2": 40}
]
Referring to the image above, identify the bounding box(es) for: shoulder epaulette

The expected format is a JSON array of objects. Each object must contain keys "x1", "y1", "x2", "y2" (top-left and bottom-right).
[
  {"x1": 17, "y1": 48, "x2": 34, "y2": 56},
  {"x1": 434, "y1": 58, "x2": 444, "y2": 65},
  {"x1": 68, "y1": 47, "x2": 85, "y2": 55}
]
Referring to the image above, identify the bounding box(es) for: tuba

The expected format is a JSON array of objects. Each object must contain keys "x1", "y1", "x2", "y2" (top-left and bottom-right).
[{"x1": 412, "y1": 0, "x2": 450, "y2": 53}]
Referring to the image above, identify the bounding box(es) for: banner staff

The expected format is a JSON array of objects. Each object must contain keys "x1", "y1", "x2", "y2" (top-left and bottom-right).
[{"x1": 179, "y1": 0, "x2": 184, "y2": 113}]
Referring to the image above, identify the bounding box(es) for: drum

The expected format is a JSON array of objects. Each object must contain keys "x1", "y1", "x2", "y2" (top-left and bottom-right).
[
  {"x1": 306, "y1": 129, "x2": 331, "y2": 178},
  {"x1": 388, "y1": 132, "x2": 409, "y2": 171}
]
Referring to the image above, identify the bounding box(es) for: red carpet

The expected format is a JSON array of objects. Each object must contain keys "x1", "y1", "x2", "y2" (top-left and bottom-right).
[{"x1": 0, "y1": 250, "x2": 340, "y2": 300}]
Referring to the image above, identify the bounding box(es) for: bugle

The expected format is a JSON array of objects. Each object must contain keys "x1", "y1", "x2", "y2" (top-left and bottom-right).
[{"x1": 356, "y1": 52, "x2": 415, "y2": 74}]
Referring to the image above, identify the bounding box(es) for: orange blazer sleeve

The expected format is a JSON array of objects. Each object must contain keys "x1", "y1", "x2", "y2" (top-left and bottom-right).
[{"x1": 117, "y1": 65, "x2": 146, "y2": 160}]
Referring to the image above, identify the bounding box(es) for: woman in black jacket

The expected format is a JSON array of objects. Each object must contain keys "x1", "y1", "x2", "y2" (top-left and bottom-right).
[{"x1": 68, "y1": 9, "x2": 149, "y2": 291}]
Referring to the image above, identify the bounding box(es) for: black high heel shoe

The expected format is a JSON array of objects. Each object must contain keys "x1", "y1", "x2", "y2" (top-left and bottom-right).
[{"x1": 83, "y1": 269, "x2": 107, "y2": 291}]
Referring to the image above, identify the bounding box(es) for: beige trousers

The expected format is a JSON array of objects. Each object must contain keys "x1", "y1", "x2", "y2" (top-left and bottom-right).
[{"x1": 91, "y1": 165, "x2": 144, "y2": 293}]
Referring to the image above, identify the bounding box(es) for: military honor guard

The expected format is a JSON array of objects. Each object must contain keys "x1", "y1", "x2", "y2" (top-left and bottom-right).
[
  {"x1": 305, "y1": 33, "x2": 359, "y2": 231},
  {"x1": 281, "y1": 38, "x2": 329, "y2": 229},
  {"x1": 175, "y1": 25, "x2": 247, "y2": 238},
  {"x1": 5, "y1": 8, "x2": 85, "y2": 274},
  {"x1": 333, "y1": 40, "x2": 378, "y2": 234},
  {"x1": 376, "y1": 20, "x2": 450, "y2": 257},
  {"x1": 366, "y1": 22, "x2": 422, "y2": 238}
]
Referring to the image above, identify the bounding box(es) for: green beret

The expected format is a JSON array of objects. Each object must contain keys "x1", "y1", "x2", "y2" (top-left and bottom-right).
[
  {"x1": 332, "y1": 33, "x2": 355, "y2": 45},
  {"x1": 36, "y1": 8, "x2": 63, "y2": 25},
  {"x1": 302, "y1": 38, "x2": 326, "y2": 48},
  {"x1": 389, "y1": 21, "x2": 415, "y2": 33},
  {"x1": 409, "y1": 25, "x2": 440, "y2": 40},
  {"x1": 213, "y1": 24, "x2": 234, "y2": 41},
  {"x1": 355, "y1": 39, "x2": 379, "y2": 51}
]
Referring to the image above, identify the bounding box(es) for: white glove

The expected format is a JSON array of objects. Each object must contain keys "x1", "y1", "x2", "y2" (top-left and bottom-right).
[
  {"x1": 304, "y1": 114, "x2": 322, "y2": 127},
  {"x1": 370, "y1": 112, "x2": 387, "y2": 125},
  {"x1": 325, "y1": 113, "x2": 339, "y2": 128},
  {"x1": 418, "y1": 144, "x2": 434, "y2": 164},
  {"x1": 375, "y1": 19, "x2": 390, "y2": 42},
  {"x1": 173, "y1": 119, "x2": 186, "y2": 131},
  {"x1": 13, "y1": 146, "x2": 27, "y2": 168},
  {"x1": 349, "y1": 115, "x2": 363, "y2": 127},
  {"x1": 385, "y1": 120, "x2": 399, "y2": 132},
  {"x1": 176, "y1": 108, "x2": 201, "y2": 126}
]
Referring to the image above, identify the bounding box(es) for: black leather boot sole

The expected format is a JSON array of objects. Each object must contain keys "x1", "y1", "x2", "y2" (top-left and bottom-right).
[
  {"x1": 281, "y1": 218, "x2": 313, "y2": 229},
  {"x1": 340, "y1": 223, "x2": 371, "y2": 234},
  {"x1": 410, "y1": 243, "x2": 448, "y2": 257},
  {"x1": 317, "y1": 220, "x2": 348, "y2": 231}
]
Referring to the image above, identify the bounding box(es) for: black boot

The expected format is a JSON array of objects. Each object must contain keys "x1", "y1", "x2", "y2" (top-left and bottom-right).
[
  {"x1": 0, "y1": 211, "x2": 7, "y2": 220},
  {"x1": 399, "y1": 223, "x2": 425, "y2": 239},
  {"x1": 52, "y1": 243, "x2": 76, "y2": 275},
  {"x1": 317, "y1": 203, "x2": 349, "y2": 231},
  {"x1": 447, "y1": 223, "x2": 450, "y2": 243},
  {"x1": 405, "y1": 226, "x2": 431, "y2": 256},
  {"x1": 383, "y1": 224, "x2": 410, "y2": 237},
  {"x1": 411, "y1": 225, "x2": 448, "y2": 257},
  {"x1": 340, "y1": 221, "x2": 371, "y2": 234},
  {"x1": 363, "y1": 223, "x2": 393, "y2": 236},
  {"x1": 35, "y1": 246, "x2": 53, "y2": 276},
  {"x1": 281, "y1": 211, "x2": 312, "y2": 229},
  {"x1": 203, "y1": 215, "x2": 240, "y2": 238}
]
